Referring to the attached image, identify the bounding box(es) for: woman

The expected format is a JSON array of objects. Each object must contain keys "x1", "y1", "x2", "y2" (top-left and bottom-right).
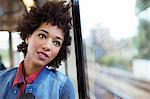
[{"x1": 0, "y1": 0, "x2": 75, "y2": 99}]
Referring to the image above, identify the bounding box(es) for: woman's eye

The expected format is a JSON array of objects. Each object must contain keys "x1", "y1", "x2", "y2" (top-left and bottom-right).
[
  {"x1": 38, "y1": 34, "x2": 46, "y2": 39},
  {"x1": 53, "y1": 41, "x2": 61, "y2": 47}
]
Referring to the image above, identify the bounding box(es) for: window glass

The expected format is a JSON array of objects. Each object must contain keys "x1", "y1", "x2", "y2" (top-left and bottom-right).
[
  {"x1": 12, "y1": 32, "x2": 24, "y2": 67},
  {"x1": 79, "y1": 0, "x2": 150, "y2": 98},
  {"x1": 0, "y1": 31, "x2": 10, "y2": 68}
]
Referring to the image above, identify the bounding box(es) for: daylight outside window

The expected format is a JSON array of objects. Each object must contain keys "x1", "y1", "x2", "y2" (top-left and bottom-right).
[{"x1": 79, "y1": 0, "x2": 150, "y2": 98}]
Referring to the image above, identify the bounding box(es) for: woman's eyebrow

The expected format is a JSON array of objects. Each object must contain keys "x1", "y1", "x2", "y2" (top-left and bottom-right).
[
  {"x1": 56, "y1": 37, "x2": 64, "y2": 41},
  {"x1": 39, "y1": 29, "x2": 49, "y2": 34}
]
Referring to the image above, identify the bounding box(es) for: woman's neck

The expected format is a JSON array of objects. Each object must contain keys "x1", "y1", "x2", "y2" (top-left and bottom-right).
[{"x1": 23, "y1": 58, "x2": 41, "y2": 77}]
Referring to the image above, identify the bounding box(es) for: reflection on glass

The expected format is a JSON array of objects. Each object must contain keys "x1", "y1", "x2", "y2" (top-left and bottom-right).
[{"x1": 80, "y1": 0, "x2": 150, "y2": 98}]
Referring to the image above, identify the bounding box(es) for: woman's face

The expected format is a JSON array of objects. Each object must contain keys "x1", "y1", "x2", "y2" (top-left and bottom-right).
[{"x1": 25, "y1": 23, "x2": 64, "y2": 67}]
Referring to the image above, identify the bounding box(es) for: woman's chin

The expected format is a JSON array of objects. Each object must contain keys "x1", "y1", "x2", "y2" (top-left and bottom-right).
[{"x1": 35, "y1": 60, "x2": 46, "y2": 67}]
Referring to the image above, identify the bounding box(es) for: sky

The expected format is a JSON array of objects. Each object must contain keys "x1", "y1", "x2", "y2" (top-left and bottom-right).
[{"x1": 79, "y1": 0, "x2": 138, "y2": 40}]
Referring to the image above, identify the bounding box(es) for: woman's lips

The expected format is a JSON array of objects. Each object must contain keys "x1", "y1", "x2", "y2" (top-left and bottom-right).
[{"x1": 37, "y1": 52, "x2": 49, "y2": 60}]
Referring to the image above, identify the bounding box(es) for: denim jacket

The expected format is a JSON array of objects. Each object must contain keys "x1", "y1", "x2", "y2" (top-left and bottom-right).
[{"x1": 0, "y1": 67, "x2": 75, "y2": 99}]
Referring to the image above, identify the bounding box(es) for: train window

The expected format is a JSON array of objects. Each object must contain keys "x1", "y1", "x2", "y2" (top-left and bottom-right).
[
  {"x1": 0, "y1": 31, "x2": 9, "y2": 68},
  {"x1": 12, "y1": 32, "x2": 24, "y2": 67},
  {"x1": 0, "y1": 31, "x2": 23, "y2": 68},
  {"x1": 78, "y1": 0, "x2": 150, "y2": 98}
]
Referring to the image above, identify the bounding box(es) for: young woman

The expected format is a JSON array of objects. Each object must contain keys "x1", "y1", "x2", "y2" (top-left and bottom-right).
[{"x1": 0, "y1": 1, "x2": 75, "y2": 99}]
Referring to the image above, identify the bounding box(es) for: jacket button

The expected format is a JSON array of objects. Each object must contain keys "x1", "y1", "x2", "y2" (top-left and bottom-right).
[
  {"x1": 14, "y1": 90, "x2": 17, "y2": 94},
  {"x1": 28, "y1": 89, "x2": 32, "y2": 93}
]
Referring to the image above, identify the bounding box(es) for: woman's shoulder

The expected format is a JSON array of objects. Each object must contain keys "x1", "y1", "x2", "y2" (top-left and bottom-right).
[
  {"x1": 47, "y1": 68, "x2": 68, "y2": 81},
  {"x1": 0, "y1": 67, "x2": 17, "y2": 79},
  {"x1": 47, "y1": 69, "x2": 75, "y2": 99}
]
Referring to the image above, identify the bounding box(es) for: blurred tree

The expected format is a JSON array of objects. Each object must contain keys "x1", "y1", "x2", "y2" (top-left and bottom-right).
[
  {"x1": 134, "y1": 0, "x2": 150, "y2": 59},
  {"x1": 99, "y1": 53, "x2": 132, "y2": 70},
  {"x1": 136, "y1": 0, "x2": 150, "y2": 13},
  {"x1": 134, "y1": 19, "x2": 150, "y2": 58}
]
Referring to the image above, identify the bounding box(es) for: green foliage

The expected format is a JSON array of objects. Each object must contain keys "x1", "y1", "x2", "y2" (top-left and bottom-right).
[
  {"x1": 98, "y1": 53, "x2": 132, "y2": 70},
  {"x1": 133, "y1": 19, "x2": 150, "y2": 59},
  {"x1": 134, "y1": 0, "x2": 150, "y2": 59},
  {"x1": 0, "y1": 49, "x2": 9, "y2": 62},
  {"x1": 136, "y1": 0, "x2": 150, "y2": 13}
]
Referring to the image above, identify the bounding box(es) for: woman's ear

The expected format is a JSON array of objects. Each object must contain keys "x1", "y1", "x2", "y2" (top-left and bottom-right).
[{"x1": 25, "y1": 35, "x2": 31, "y2": 44}]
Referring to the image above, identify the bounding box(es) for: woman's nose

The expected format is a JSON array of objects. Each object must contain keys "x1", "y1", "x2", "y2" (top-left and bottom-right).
[{"x1": 42, "y1": 41, "x2": 52, "y2": 51}]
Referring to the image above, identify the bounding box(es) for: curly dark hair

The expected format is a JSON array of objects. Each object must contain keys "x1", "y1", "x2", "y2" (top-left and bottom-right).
[{"x1": 17, "y1": 0, "x2": 72, "y2": 68}]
